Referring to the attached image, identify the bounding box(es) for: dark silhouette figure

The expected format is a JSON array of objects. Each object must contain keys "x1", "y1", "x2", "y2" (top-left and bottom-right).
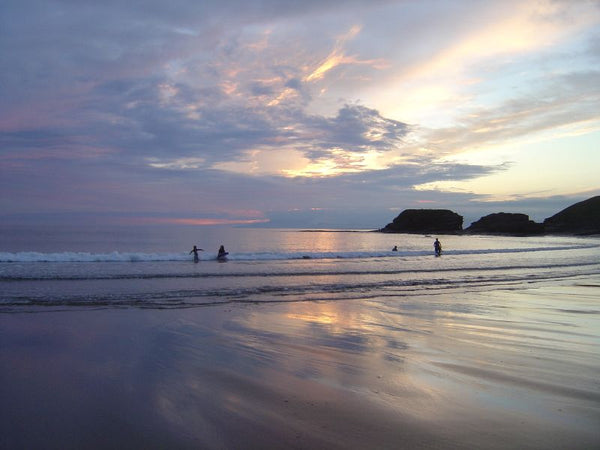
[
  {"x1": 189, "y1": 245, "x2": 204, "y2": 263},
  {"x1": 392, "y1": 245, "x2": 398, "y2": 251},
  {"x1": 217, "y1": 245, "x2": 229, "y2": 260},
  {"x1": 434, "y1": 238, "x2": 442, "y2": 256}
]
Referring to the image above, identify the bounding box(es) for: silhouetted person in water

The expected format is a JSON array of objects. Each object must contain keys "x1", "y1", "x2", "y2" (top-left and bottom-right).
[
  {"x1": 217, "y1": 245, "x2": 228, "y2": 260},
  {"x1": 392, "y1": 245, "x2": 398, "y2": 251},
  {"x1": 189, "y1": 245, "x2": 203, "y2": 263},
  {"x1": 434, "y1": 238, "x2": 442, "y2": 256}
]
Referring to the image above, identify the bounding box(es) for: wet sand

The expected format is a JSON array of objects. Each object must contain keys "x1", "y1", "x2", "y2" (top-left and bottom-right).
[{"x1": 1, "y1": 279, "x2": 599, "y2": 449}]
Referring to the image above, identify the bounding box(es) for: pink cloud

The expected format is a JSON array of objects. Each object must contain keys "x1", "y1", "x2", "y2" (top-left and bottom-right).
[{"x1": 124, "y1": 217, "x2": 270, "y2": 226}]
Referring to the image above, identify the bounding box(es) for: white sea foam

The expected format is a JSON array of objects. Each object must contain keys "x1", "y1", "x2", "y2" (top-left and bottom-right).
[
  {"x1": 0, "y1": 244, "x2": 594, "y2": 263},
  {"x1": 0, "y1": 251, "x2": 189, "y2": 263}
]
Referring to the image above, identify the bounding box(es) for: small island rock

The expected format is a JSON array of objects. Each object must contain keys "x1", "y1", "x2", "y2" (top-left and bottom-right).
[{"x1": 381, "y1": 209, "x2": 463, "y2": 233}]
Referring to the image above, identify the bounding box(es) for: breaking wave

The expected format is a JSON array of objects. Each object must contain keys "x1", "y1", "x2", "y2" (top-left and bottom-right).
[
  {"x1": 0, "y1": 243, "x2": 595, "y2": 263},
  {"x1": 2, "y1": 238, "x2": 598, "y2": 312}
]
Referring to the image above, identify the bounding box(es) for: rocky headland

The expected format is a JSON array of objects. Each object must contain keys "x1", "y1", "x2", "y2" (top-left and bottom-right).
[
  {"x1": 543, "y1": 196, "x2": 600, "y2": 235},
  {"x1": 379, "y1": 196, "x2": 600, "y2": 236}
]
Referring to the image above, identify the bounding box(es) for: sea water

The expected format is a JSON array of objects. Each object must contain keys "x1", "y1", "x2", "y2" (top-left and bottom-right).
[
  {"x1": 2, "y1": 224, "x2": 600, "y2": 449},
  {"x1": 1, "y1": 225, "x2": 599, "y2": 312}
]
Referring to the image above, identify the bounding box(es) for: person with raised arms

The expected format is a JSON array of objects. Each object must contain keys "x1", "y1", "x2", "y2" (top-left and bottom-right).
[{"x1": 189, "y1": 245, "x2": 204, "y2": 263}]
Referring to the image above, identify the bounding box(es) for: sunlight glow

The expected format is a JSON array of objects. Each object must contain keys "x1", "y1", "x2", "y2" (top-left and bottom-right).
[
  {"x1": 305, "y1": 52, "x2": 346, "y2": 82},
  {"x1": 303, "y1": 24, "x2": 382, "y2": 83},
  {"x1": 267, "y1": 87, "x2": 298, "y2": 106},
  {"x1": 414, "y1": 126, "x2": 600, "y2": 201},
  {"x1": 371, "y1": 1, "x2": 598, "y2": 128},
  {"x1": 281, "y1": 149, "x2": 391, "y2": 178}
]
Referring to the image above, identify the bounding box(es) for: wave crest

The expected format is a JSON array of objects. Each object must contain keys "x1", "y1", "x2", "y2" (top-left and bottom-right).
[{"x1": 0, "y1": 244, "x2": 596, "y2": 263}]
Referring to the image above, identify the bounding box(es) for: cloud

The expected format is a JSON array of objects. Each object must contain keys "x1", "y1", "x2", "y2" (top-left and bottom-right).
[
  {"x1": 422, "y1": 69, "x2": 600, "y2": 157},
  {"x1": 131, "y1": 217, "x2": 270, "y2": 226},
  {"x1": 1, "y1": 0, "x2": 599, "y2": 228},
  {"x1": 303, "y1": 25, "x2": 387, "y2": 82}
]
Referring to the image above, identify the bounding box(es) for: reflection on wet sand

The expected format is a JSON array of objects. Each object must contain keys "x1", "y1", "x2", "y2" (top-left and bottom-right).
[
  {"x1": 152, "y1": 284, "x2": 600, "y2": 448},
  {"x1": 1, "y1": 283, "x2": 599, "y2": 449}
]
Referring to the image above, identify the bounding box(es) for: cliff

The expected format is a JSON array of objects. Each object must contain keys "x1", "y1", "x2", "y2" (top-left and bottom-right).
[
  {"x1": 543, "y1": 196, "x2": 600, "y2": 235},
  {"x1": 465, "y1": 212, "x2": 544, "y2": 235},
  {"x1": 380, "y1": 209, "x2": 463, "y2": 233}
]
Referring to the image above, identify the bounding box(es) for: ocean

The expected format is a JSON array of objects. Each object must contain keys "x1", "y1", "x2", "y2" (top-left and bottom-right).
[
  {"x1": 1, "y1": 225, "x2": 599, "y2": 312},
  {"x1": 2, "y1": 224, "x2": 600, "y2": 448}
]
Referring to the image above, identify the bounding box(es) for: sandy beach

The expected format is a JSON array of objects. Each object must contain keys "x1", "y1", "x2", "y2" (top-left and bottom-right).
[{"x1": 2, "y1": 276, "x2": 599, "y2": 449}]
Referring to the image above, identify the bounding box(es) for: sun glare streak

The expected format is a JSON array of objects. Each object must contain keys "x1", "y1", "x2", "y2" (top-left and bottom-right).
[
  {"x1": 304, "y1": 24, "x2": 387, "y2": 83},
  {"x1": 305, "y1": 52, "x2": 345, "y2": 82},
  {"x1": 305, "y1": 53, "x2": 388, "y2": 83}
]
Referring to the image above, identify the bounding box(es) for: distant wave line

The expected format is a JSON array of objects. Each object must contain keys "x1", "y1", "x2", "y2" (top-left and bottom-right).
[
  {"x1": 1, "y1": 269, "x2": 597, "y2": 312},
  {"x1": 1, "y1": 261, "x2": 599, "y2": 282}
]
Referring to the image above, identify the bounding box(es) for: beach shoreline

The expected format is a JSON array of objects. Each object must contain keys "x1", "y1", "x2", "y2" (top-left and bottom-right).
[{"x1": 2, "y1": 276, "x2": 599, "y2": 449}]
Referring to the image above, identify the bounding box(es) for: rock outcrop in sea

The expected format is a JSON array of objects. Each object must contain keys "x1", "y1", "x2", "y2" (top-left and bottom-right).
[
  {"x1": 378, "y1": 196, "x2": 600, "y2": 235},
  {"x1": 380, "y1": 209, "x2": 463, "y2": 233},
  {"x1": 465, "y1": 212, "x2": 544, "y2": 235},
  {"x1": 543, "y1": 196, "x2": 600, "y2": 235}
]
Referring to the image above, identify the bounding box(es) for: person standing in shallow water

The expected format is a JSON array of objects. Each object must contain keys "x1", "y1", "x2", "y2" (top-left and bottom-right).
[
  {"x1": 434, "y1": 238, "x2": 442, "y2": 256},
  {"x1": 217, "y1": 245, "x2": 229, "y2": 260},
  {"x1": 189, "y1": 245, "x2": 203, "y2": 263}
]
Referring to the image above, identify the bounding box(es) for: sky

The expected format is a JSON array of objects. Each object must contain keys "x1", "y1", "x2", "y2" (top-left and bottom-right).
[{"x1": 1, "y1": 0, "x2": 599, "y2": 229}]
